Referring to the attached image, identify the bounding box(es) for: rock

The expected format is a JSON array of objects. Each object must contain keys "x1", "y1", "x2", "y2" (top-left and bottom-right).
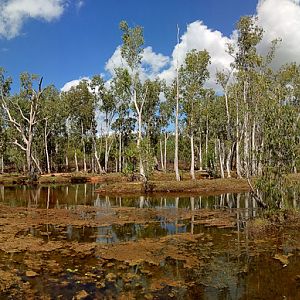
[
  {"x1": 106, "y1": 262, "x2": 115, "y2": 268},
  {"x1": 96, "y1": 281, "x2": 106, "y2": 289},
  {"x1": 25, "y1": 270, "x2": 38, "y2": 277},
  {"x1": 105, "y1": 273, "x2": 117, "y2": 282},
  {"x1": 74, "y1": 290, "x2": 89, "y2": 300},
  {"x1": 273, "y1": 253, "x2": 293, "y2": 266}
]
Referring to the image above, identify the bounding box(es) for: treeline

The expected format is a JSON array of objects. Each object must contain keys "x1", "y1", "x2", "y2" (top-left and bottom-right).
[{"x1": 0, "y1": 16, "x2": 299, "y2": 182}]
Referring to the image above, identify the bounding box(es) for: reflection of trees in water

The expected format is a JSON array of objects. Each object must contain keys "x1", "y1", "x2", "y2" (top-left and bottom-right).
[
  {"x1": 194, "y1": 249, "x2": 250, "y2": 299},
  {"x1": 1, "y1": 185, "x2": 300, "y2": 212}
]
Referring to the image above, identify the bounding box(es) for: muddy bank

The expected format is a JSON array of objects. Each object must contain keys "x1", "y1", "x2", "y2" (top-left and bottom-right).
[
  {"x1": 95, "y1": 177, "x2": 251, "y2": 196},
  {"x1": 0, "y1": 172, "x2": 253, "y2": 197},
  {"x1": 0, "y1": 172, "x2": 127, "y2": 185}
]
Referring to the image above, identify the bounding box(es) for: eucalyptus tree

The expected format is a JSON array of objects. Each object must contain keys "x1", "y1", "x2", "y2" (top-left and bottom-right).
[
  {"x1": 276, "y1": 63, "x2": 300, "y2": 173},
  {"x1": 0, "y1": 101, "x2": 8, "y2": 173},
  {"x1": 0, "y1": 71, "x2": 47, "y2": 175},
  {"x1": 141, "y1": 78, "x2": 162, "y2": 167},
  {"x1": 90, "y1": 75, "x2": 117, "y2": 172},
  {"x1": 39, "y1": 85, "x2": 67, "y2": 173},
  {"x1": 119, "y1": 20, "x2": 147, "y2": 177},
  {"x1": 256, "y1": 82, "x2": 297, "y2": 208},
  {"x1": 90, "y1": 75, "x2": 105, "y2": 173},
  {"x1": 158, "y1": 85, "x2": 173, "y2": 172},
  {"x1": 63, "y1": 80, "x2": 96, "y2": 172},
  {"x1": 174, "y1": 25, "x2": 181, "y2": 181},
  {"x1": 0, "y1": 69, "x2": 11, "y2": 173},
  {"x1": 110, "y1": 67, "x2": 135, "y2": 172},
  {"x1": 165, "y1": 79, "x2": 181, "y2": 179},
  {"x1": 216, "y1": 70, "x2": 235, "y2": 177},
  {"x1": 230, "y1": 16, "x2": 263, "y2": 178},
  {"x1": 180, "y1": 49, "x2": 210, "y2": 179}
]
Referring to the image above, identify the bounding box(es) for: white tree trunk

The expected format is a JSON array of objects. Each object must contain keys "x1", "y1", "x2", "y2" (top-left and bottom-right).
[
  {"x1": 199, "y1": 134, "x2": 203, "y2": 171},
  {"x1": 105, "y1": 137, "x2": 108, "y2": 172},
  {"x1": 205, "y1": 115, "x2": 209, "y2": 168},
  {"x1": 190, "y1": 134, "x2": 195, "y2": 180},
  {"x1": 119, "y1": 132, "x2": 122, "y2": 173},
  {"x1": 81, "y1": 122, "x2": 87, "y2": 172},
  {"x1": 65, "y1": 155, "x2": 69, "y2": 172},
  {"x1": 74, "y1": 150, "x2": 79, "y2": 172},
  {"x1": 1, "y1": 155, "x2": 3, "y2": 174},
  {"x1": 44, "y1": 120, "x2": 50, "y2": 174},
  {"x1": 133, "y1": 88, "x2": 146, "y2": 177},
  {"x1": 160, "y1": 138, "x2": 164, "y2": 171},
  {"x1": 164, "y1": 133, "x2": 168, "y2": 173},
  {"x1": 217, "y1": 139, "x2": 225, "y2": 179},
  {"x1": 174, "y1": 25, "x2": 180, "y2": 181},
  {"x1": 236, "y1": 94, "x2": 242, "y2": 178}
]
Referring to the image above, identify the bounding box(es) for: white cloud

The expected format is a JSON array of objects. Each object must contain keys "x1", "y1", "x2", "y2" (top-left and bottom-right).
[
  {"x1": 141, "y1": 46, "x2": 170, "y2": 75},
  {"x1": 105, "y1": 45, "x2": 170, "y2": 81},
  {"x1": 76, "y1": 0, "x2": 85, "y2": 10},
  {"x1": 159, "y1": 21, "x2": 233, "y2": 89},
  {"x1": 105, "y1": 46, "x2": 126, "y2": 76},
  {"x1": 61, "y1": 77, "x2": 90, "y2": 92},
  {"x1": 0, "y1": 0, "x2": 67, "y2": 39},
  {"x1": 105, "y1": 22, "x2": 233, "y2": 90},
  {"x1": 257, "y1": 0, "x2": 300, "y2": 68}
]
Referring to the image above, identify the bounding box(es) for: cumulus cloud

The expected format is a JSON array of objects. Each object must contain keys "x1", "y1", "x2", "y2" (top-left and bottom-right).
[
  {"x1": 0, "y1": 0, "x2": 67, "y2": 39},
  {"x1": 105, "y1": 46, "x2": 126, "y2": 76},
  {"x1": 257, "y1": 0, "x2": 300, "y2": 68},
  {"x1": 105, "y1": 22, "x2": 233, "y2": 90},
  {"x1": 141, "y1": 46, "x2": 170, "y2": 75},
  {"x1": 159, "y1": 21, "x2": 233, "y2": 89},
  {"x1": 105, "y1": 45, "x2": 170, "y2": 81},
  {"x1": 61, "y1": 77, "x2": 90, "y2": 92}
]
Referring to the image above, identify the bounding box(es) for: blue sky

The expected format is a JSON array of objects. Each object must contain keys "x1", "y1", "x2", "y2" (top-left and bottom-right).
[{"x1": 0, "y1": 0, "x2": 299, "y2": 93}]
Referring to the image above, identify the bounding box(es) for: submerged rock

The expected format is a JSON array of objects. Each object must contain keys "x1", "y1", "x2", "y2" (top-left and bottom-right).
[
  {"x1": 25, "y1": 270, "x2": 38, "y2": 277},
  {"x1": 74, "y1": 289, "x2": 89, "y2": 300},
  {"x1": 273, "y1": 253, "x2": 293, "y2": 266}
]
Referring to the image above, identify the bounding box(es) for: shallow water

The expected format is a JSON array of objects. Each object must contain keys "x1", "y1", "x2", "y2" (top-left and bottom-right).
[
  {"x1": 0, "y1": 184, "x2": 300, "y2": 299},
  {"x1": 0, "y1": 183, "x2": 260, "y2": 210}
]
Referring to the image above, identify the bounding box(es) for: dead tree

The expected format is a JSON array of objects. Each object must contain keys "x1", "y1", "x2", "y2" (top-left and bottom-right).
[{"x1": 1, "y1": 77, "x2": 45, "y2": 175}]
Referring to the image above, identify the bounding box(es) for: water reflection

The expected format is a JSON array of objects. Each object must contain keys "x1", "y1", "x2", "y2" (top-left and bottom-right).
[
  {"x1": 2, "y1": 184, "x2": 300, "y2": 299},
  {"x1": 19, "y1": 219, "x2": 210, "y2": 244},
  {"x1": 0, "y1": 183, "x2": 282, "y2": 212}
]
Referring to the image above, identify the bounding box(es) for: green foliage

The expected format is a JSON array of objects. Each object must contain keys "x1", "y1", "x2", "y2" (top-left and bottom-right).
[
  {"x1": 140, "y1": 138, "x2": 156, "y2": 179},
  {"x1": 180, "y1": 49, "x2": 211, "y2": 135},
  {"x1": 123, "y1": 141, "x2": 139, "y2": 173},
  {"x1": 119, "y1": 21, "x2": 144, "y2": 72}
]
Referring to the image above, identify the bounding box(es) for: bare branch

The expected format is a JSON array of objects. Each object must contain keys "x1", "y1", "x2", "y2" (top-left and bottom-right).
[
  {"x1": 1, "y1": 102, "x2": 23, "y2": 134},
  {"x1": 247, "y1": 178, "x2": 268, "y2": 209},
  {"x1": 12, "y1": 140, "x2": 27, "y2": 152},
  {"x1": 38, "y1": 77, "x2": 43, "y2": 93}
]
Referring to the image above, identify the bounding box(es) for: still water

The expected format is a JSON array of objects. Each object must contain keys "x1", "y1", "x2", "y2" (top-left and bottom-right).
[
  {"x1": 0, "y1": 184, "x2": 299, "y2": 299},
  {"x1": 0, "y1": 183, "x2": 260, "y2": 210}
]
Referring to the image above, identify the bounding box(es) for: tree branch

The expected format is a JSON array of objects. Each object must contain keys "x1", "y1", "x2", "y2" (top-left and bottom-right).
[{"x1": 12, "y1": 140, "x2": 27, "y2": 152}]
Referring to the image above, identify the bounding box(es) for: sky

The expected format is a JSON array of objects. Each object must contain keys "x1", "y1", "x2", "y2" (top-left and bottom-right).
[{"x1": 0, "y1": 0, "x2": 300, "y2": 93}]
